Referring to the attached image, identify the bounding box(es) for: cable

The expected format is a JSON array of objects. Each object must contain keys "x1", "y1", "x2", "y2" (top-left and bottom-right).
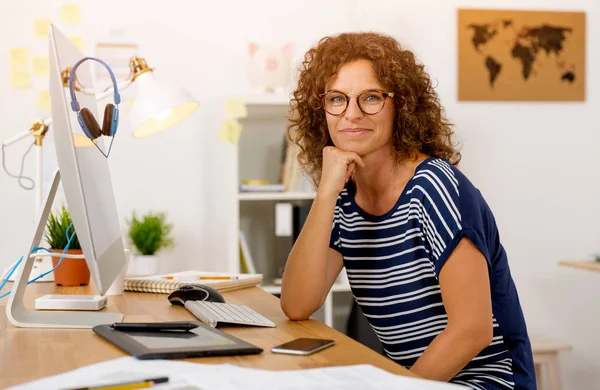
[
  {"x1": 0, "y1": 224, "x2": 75, "y2": 299},
  {"x1": 1, "y1": 142, "x2": 35, "y2": 190}
]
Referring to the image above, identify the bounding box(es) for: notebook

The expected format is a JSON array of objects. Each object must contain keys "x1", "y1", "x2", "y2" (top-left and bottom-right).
[{"x1": 123, "y1": 270, "x2": 263, "y2": 294}]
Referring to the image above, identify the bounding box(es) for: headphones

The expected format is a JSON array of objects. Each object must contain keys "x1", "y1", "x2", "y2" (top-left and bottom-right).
[{"x1": 68, "y1": 57, "x2": 120, "y2": 140}]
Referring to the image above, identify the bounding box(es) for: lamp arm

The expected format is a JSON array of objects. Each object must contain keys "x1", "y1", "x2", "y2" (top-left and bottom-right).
[{"x1": 2, "y1": 78, "x2": 132, "y2": 148}]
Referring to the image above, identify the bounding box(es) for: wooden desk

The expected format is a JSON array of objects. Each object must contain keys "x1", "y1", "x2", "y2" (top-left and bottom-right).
[
  {"x1": 0, "y1": 283, "x2": 414, "y2": 388},
  {"x1": 559, "y1": 260, "x2": 600, "y2": 272}
]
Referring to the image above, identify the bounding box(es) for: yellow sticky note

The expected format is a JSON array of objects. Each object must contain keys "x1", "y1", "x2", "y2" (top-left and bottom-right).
[
  {"x1": 68, "y1": 36, "x2": 84, "y2": 51},
  {"x1": 9, "y1": 48, "x2": 29, "y2": 68},
  {"x1": 218, "y1": 120, "x2": 243, "y2": 144},
  {"x1": 224, "y1": 98, "x2": 248, "y2": 119},
  {"x1": 34, "y1": 19, "x2": 51, "y2": 37},
  {"x1": 61, "y1": 5, "x2": 81, "y2": 24},
  {"x1": 33, "y1": 56, "x2": 49, "y2": 75},
  {"x1": 36, "y1": 90, "x2": 51, "y2": 111},
  {"x1": 10, "y1": 70, "x2": 31, "y2": 88}
]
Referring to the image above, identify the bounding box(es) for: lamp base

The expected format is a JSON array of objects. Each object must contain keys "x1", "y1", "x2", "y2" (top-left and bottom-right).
[{"x1": 3, "y1": 257, "x2": 54, "y2": 283}]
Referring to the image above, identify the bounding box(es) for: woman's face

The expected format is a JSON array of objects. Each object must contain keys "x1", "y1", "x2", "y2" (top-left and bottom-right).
[{"x1": 324, "y1": 59, "x2": 395, "y2": 157}]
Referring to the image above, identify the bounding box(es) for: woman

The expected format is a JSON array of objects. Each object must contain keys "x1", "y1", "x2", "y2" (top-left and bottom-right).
[{"x1": 280, "y1": 32, "x2": 535, "y2": 389}]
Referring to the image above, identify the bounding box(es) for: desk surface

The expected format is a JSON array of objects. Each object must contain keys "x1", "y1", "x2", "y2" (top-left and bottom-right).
[
  {"x1": 0, "y1": 283, "x2": 414, "y2": 387},
  {"x1": 559, "y1": 260, "x2": 600, "y2": 272}
]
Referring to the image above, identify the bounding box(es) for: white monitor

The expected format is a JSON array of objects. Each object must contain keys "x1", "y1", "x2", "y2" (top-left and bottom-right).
[{"x1": 5, "y1": 25, "x2": 126, "y2": 328}]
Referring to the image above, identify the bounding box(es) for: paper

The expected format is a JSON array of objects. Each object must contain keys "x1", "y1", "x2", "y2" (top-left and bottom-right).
[
  {"x1": 36, "y1": 90, "x2": 51, "y2": 111},
  {"x1": 275, "y1": 203, "x2": 293, "y2": 237},
  {"x1": 95, "y1": 43, "x2": 138, "y2": 80},
  {"x1": 224, "y1": 98, "x2": 248, "y2": 119},
  {"x1": 68, "y1": 36, "x2": 84, "y2": 51},
  {"x1": 9, "y1": 48, "x2": 29, "y2": 68},
  {"x1": 61, "y1": 4, "x2": 81, "y2": 24},
  {"x1": 34, "y1": 19, "x2": 51, "y2": 37},
  {"x1": 10, "y1": 70, "x2": 30, "y2": 88},
  {"x1": 217, "y1": 119, "x2": 243, "y2": 144},
  {"x1": 33, "y1": 56, "x2": 49, "y2": 75},
  {"x1": 8, "y1": 357, "x2": 463, "y2": 390}
]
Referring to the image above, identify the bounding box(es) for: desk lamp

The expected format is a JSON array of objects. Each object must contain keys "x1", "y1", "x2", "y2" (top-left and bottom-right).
[{"x1": 1, "y1": 56, "x2": 199, "y2": 282}]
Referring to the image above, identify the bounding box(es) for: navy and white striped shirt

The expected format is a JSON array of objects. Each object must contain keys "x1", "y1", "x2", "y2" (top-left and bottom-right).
[{"x1": 330, "y1": 157, "x2": 535, "y2": 389}]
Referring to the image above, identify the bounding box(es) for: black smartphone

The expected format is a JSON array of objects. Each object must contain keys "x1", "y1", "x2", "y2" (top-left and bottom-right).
[{"x1": 271, "y1": 338, "x2": 335, "y2": 355}]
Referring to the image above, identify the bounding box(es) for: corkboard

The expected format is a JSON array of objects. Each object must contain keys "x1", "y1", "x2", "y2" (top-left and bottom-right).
[{"x1": 457, "y1": 9, "x2": 585, "y2": 101}]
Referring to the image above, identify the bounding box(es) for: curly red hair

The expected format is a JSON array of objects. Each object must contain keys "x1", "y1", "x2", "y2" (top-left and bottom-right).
[{"x1": 287, "y1": 32, "x2": 461, "y2": 184}]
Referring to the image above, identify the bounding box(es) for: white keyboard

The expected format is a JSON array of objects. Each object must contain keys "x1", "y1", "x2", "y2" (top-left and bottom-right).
[{"x1": 184, "y1": 301, "x2": 276, "y2": 328}]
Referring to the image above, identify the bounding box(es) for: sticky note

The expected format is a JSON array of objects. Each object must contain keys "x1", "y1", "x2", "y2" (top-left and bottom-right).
[
  {"x1": 33, "y1": 56, "x2": 49, "y2": 75},
  {"x1": 224, "y1": 98, "x2": 248, "y2": 119},
  {"x1": 218, "y1": 120, "x2": 243, "y2": 144},
  {"x1": 34, "y1": 19, "x2": 51, "y2": 37},
  {"x1": 68, "y1": 36, "x2": 84, "y2": 51},
  {"x1": 10, "y1": 70, "x2": 31, "y2": 88},
  {"x1": 61, "y1": 5, "x2": 81, "y2": 24},
  {"x1": 36, "y1": 90, "x2": 51, "y2": 111},
  {"x1": 9, "y1": 48, "x2": 29, "y2": 68}
]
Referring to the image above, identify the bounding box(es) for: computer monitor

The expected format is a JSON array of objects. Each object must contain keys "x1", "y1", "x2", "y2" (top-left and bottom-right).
[{"x1": 5, "y1": 25, "x2": 126, "y2": 328}]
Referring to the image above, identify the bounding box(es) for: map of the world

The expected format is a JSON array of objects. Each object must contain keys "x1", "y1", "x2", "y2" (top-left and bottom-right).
[{"x1": 458, "y1": 9, "x2": 585, "y2": 101}]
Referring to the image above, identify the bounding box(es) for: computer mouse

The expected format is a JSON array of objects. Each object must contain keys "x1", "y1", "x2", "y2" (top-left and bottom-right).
[{"x1": 167, "y1": 285, "x2": 226, "y2": 306}]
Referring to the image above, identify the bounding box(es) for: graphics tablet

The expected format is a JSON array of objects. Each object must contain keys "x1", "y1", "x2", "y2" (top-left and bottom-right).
[{"x1": 92, "y1": 322, "x2": 262, "y2": 359}]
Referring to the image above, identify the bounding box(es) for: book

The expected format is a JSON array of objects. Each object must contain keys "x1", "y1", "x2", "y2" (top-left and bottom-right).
[{"x1": 124, "y1": 270, "x2": 263, "y2": 294}]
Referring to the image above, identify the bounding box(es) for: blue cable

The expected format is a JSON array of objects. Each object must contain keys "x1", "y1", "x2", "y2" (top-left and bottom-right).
[{"x1": 0, "y1": 223, "x2": 76, "y2": 299}]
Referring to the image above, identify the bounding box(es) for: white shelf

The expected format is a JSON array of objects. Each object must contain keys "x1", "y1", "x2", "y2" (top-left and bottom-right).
[
  {"x1": 260, "y1": 282, "x2": 351, "y2": 295},
  {"x1": 238, "y1": 192, "x2": 316, "y2": 201}
]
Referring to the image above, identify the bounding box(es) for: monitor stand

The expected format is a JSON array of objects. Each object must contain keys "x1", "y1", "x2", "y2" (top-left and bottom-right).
[{"x1": 5, "y1": 170, "x2": 124, "y2": 328}]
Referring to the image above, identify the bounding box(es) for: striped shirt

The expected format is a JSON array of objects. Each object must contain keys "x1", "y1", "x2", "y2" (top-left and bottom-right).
[{"x1": 330, "y1": 157, "x2": 535, "y2": 389}]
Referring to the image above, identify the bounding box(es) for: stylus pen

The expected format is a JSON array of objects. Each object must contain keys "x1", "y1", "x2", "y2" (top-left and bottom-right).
[
  {"x1": 70, "y1": 376, "x2": 169, "y2": 390},
  {"x1": 110, "y1": 322, "x2": 199, "y2": 332}
]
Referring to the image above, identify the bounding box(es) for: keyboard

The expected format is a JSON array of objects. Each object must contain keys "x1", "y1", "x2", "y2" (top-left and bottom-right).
[{"x1": 184, "y1": 300, "x2": 276, "y2": 328}]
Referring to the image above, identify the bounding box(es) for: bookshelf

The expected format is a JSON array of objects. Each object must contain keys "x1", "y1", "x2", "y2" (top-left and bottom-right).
[{"x1": 232, "y1": 94, "x2": 352, "y2": 330}]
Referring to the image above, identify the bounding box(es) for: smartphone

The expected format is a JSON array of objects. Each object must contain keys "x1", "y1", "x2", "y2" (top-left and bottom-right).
[{"x1": 271, "y1": 338, "x2": 335, "y2": 355}]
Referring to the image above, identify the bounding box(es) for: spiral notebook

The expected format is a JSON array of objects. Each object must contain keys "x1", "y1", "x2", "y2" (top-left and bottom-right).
[{"x1": 124, "y1": 270, "x2": 263, "y2": 294}]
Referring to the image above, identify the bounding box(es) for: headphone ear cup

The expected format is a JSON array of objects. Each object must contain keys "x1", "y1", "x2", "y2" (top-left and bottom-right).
[
  {"x1": 102, "y1": 104, "x2": 116, "y2": 137},
  {"x1": 80, "y1": 108, "x2": 102, "y2": 139}
]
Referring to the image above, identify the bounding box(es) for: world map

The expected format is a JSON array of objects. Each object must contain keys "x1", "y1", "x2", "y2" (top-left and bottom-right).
[{"x1": 466, "y1": 20, "x2": 576, "y2": 88}]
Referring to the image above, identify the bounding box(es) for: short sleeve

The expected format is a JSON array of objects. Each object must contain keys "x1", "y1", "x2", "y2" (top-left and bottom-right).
[
  {"x1": 415, "y1": 161, "x2": 491, "y2": 277},
  {"x1": 329, "y1": 196, "x2": 342, "y2": 253}
]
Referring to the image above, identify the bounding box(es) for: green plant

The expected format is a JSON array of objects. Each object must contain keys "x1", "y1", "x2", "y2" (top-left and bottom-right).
[
  {"x1": 127, "y1": 211, "x2": 174, "y2": 256},
  {"x1": 44, "y1": 205, "x2": 81, "y2": 250}
]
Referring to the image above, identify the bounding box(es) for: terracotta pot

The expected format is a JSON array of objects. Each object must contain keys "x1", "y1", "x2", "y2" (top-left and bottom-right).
[{"x1": 50, "y1": 249, "x2": 90, "y2": 286}]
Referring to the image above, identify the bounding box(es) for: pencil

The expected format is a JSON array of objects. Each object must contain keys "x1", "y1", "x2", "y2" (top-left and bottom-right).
[
  {"x1": 198, "y1": 276, "x2": 239, "y2": 280},
  {"x1": 71, "y1": 376, "x2": 169, "y2": 390}
]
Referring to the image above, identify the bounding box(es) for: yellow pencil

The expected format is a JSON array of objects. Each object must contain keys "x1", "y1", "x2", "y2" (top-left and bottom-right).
[{"x1": 198, "y1": 275, "x2": 239, "y2": 280}]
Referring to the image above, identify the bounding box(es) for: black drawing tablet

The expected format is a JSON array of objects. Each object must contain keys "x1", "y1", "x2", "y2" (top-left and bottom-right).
[{"x1": 92, "y1": 322, "x2": 262, "y2": 360}]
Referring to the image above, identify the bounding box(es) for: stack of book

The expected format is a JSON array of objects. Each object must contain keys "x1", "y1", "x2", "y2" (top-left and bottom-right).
[{"x1": 124, "y1": 271, "x2": 263, "y2": 294}]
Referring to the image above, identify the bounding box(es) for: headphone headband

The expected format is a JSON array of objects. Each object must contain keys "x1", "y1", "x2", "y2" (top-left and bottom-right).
[{"x1": 69, "y1": 56, "x2": 121, "y2": 112}]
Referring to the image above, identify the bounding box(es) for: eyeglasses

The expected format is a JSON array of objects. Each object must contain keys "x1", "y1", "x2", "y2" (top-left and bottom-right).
[{"x1": 319, "y1": 89, "x2": 395, "y2": 116}]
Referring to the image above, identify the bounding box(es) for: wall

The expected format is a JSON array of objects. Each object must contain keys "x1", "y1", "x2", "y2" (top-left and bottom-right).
[{"x1": 0, "y1": 0, "x2": 598, "y2": 388}]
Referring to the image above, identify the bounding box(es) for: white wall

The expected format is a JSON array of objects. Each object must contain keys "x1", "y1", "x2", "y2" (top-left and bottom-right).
[{"x1": 1, "y1": 0, "x2": 598, "y2": 388}]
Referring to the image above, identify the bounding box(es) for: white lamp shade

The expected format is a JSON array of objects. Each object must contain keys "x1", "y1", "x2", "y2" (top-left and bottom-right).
[{"x1": 129, "y1": 71, "x2": 199, "y2": 138}]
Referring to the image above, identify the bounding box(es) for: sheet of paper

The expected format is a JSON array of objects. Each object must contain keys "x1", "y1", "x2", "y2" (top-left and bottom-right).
[
  {"x1": 36, "y1": 90, "x2": 51, "y2": 111},
  {"x1": 33, "y1": 56, "x2": 49, "y2": 75},
  {"x1": 68, "y1": 36, "x2": 84, "y2": 51},
  {"x1": 9, "y1": 48, "x2": 29, "y2": 68},
  {"x1": 217, "y1": 119, "x2": 243, "y2": 144},
  {"x1": 10, "y1": 70, "x2": 30, "y2": 88},
  {"x1": 34, "y1": 19, "x2": 52, "y2": 37},
  {"x1": 224, "y1": 98, "x2": 248, "y2": 119},
  {"x1": 8, "y1": 357, "x2": 463, "y2": 390},
  {"x1": 61, "y1": 4, "x2": 81, "y2": 24}
]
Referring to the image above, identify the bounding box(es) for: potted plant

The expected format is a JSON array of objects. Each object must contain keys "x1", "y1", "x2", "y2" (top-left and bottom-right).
[
  {"x1": 126, "y1": 211, "x2": 174, "y2": 276},
  {"x1": 44, "y1": 205, "x2": 90, "y2": 286}
]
